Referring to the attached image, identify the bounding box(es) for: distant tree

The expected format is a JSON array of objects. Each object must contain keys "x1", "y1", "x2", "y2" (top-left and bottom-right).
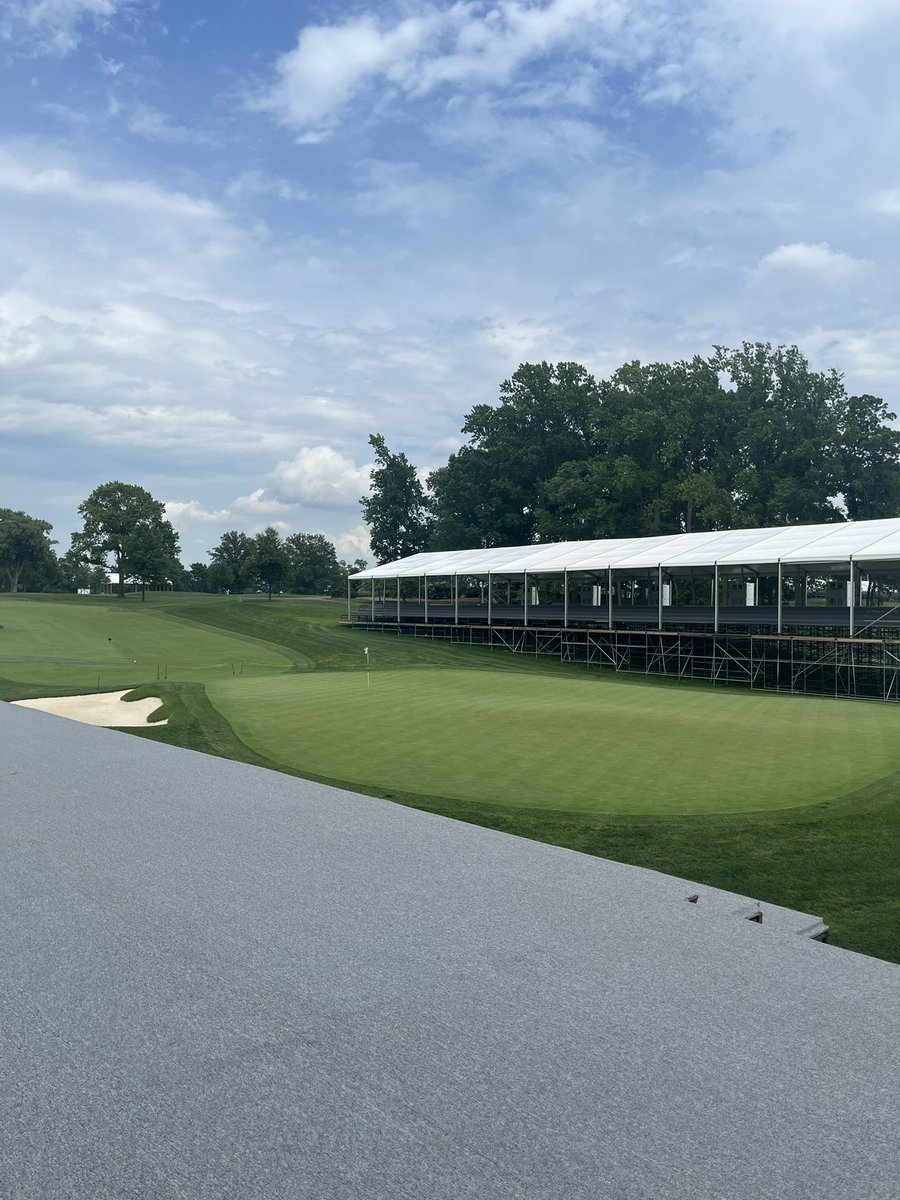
[
  {"x1": 188, "y1": 562, "x2": 210, "y2": 592},
  {"x1": 285, "y1": 532, "x2": 345, "y2": 594},
  {"x1": 0, "y1": 509, "x2": 56, "y2": 592},
  {"x1": 712, "y1": 343, "x2": 843, "y2": 526},
  {"x1": 360, "y1": 433, "x2": 430, "y2": 563},
  {"x1": 207, "y1": 560, "x2": 235, "y2": 593},
  {"x1": 250, "y1": 526, "x2": 288, "y2": 599},
  {"x1": 427, "y1": 447, "x2": 499, "y2": 550},
  {"x1": 835, "y1": 393, "x2": 900, "y2": 520},
  {"x1": 126, "y1": 518, "x2": 180, "y2": 601},
  {"x1": 72, "y1": 482, "x2": 177, "y2": 600},
  {"x1": 57, "y1": 541, "x2": 94, "y2": 592},
  {"x1": 208, "y1": 530, "x2": 254, "y2": 592}
]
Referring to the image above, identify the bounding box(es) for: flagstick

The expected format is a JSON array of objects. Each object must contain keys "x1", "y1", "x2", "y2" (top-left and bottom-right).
[{"x1": 364, "y1": 646, "x2": 370, "y2": 688}]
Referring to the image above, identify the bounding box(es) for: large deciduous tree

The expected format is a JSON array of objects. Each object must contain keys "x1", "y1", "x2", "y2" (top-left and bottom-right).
[
  {"x1": 834, "y1": 393, "x2": 900, "y2": 520},
  {"x1": 712, "y1": 342, "x2": 843, "y2": 526},
  {"x1": 360, "y1": 433, "x2": 430, "y2": 563},
  {"x1": 285, "y1": 532, "x2": 345, "y2": 595},
  {"x1": 0, "y1": 509, "x2": 56, "y2": 593},
  {"x1": 208, "y1": 530, "x2": 254, "y2": 593},
  {"x1": 72, "y1": 483, "x2": 178, "y2": 599},
  {"x1": 126, "y1": 518, "x2": 180, "y2": 601},
  {"x1": 250, "y1": 527, "x2": 288, "y2": 599}
]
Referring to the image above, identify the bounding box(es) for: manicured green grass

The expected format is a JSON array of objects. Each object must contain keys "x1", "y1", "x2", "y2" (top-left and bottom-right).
[
  {"x1": 3, "y1": 592, "x2": 899, "y2": 962},
  {"x1": 206, "y1": 667, "x2": 900, "y2": 815},
  {"x1": 0, "y1": 593, "x2": 290, "y2": 695}
]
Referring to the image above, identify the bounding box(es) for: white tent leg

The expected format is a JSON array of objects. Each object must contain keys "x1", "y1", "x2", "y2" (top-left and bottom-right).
[{"x1": 714, "y1": 565, "x2": 719, "y2": 633}]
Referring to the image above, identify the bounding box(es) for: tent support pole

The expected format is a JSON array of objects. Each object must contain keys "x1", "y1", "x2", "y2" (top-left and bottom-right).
[
  {"x1": 487, "y1": 573, "x2": 492, "y2": 626},
  {"x1": 371, "y1": 580, "x2": 375, "y2": 621},
  {"x1": 454, "y1": 575, "x2": 459, "y2": 624},
  {"x1": 658, "y1": 565, "x2": 663, "y2": 629},
  {"x1": 714, "y1": 565, "x2": 719, "y2": 633},
  {"x1": 396, "y1": 576, "x2": 400, "y2": 624},
  {"x1": 524, "y1": 572, "x2": 529, "y2": 627},
  {"x1": 777, "y1": 561, "x2": 783, "y2": 634},
  {"x1": 849, "y1": 560, "x2": 855, "y2": 637},
  {"x1": 608, "y1": 568, "x2": 613, "y2": 628},
  {"x1": 424, "y1": 576, "x2": 428, "y2": 624},
  {"x1": 347, "y1": 577, "x2": 351, "y2": 622},
  {"x1": 563, "y1": 569, "x2": 569, "y2": 627}
]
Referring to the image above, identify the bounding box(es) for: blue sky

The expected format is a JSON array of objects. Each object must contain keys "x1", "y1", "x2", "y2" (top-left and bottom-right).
[{"x1": 2, "y1": 0, "x2": 899, "y2": 565}]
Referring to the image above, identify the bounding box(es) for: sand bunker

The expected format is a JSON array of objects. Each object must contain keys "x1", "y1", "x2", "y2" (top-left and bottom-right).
[{"x1": 12, "y1": 690, "x2": 168, "y2": 727}]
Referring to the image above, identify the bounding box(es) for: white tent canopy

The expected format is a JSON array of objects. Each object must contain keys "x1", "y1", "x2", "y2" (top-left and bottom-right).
[{"x1": 351, "y1": 517, "x2": 900, "y2": 580}]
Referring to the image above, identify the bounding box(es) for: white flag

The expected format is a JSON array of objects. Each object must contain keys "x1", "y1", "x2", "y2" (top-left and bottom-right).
[{"x1": 364, "y1": 647, "x2": 369, "y2": 655}]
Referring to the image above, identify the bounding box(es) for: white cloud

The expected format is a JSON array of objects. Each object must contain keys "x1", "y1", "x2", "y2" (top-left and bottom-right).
[
  {"x1": 334, "y1": 525, "x2": 371, "y2": 562},
  {"x1": 224, "y1": 170, "x2": 313, "y2": 204},
  {"x1": 0, "y1": 396, "x2": 292, "y2": 452},
  {"x1": 164, "y1": 499, "x2": 231, "y2": 525},
  {"x1": 871, "y1": 189, "x2": 900, "y2": 217},
  {"x1": 354, "y1": 160, "x2": 461, "y2": 226},
  {"x1": 252, "y1": 1, "x2": 625, "y2": 135},
  {"x1": 231, "y1": 487, "x2": 290, "y2": 515},
  {"x1": 0, "y1": 147, "x2": 220, "y2": 222},
  {"x1": 272, "y1": 446, "x2": 373, "y2": 508},
  {"x1": 754, "y1": 243, "x2": 870, "y2": 287},
  {"x1": 127, "y1": 104, "x2": 213, "y2": 146},
  {"x1": 0, "y1": 0, "x2": 141, "y2": 57}
]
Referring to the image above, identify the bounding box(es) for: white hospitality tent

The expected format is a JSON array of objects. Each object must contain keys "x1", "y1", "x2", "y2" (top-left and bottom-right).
[{"x1": 351, "y1": 516, "x2": 900, "y2": 634}]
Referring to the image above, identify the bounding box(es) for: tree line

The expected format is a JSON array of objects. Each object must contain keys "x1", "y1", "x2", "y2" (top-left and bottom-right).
[
  {"x1": 0, "y1": 483, "x2": 365, "y2": 599},
  {"x1": 361, "y1": 342, "x2": 900, "y2": 562}
]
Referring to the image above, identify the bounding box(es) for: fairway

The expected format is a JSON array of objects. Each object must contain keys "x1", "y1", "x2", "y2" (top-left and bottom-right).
[
  {"x1": 205, "y1": 668, "x2": 900, "y2": 815},
  {"x1": 0, "y1": 597, "x2": 290, "y2": 690}
]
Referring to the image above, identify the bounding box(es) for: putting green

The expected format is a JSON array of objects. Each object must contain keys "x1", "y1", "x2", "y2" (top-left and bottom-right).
[
  {"x1": 0, "y1": 597, "x2": 290, "y2": 689},
  {"x1": 206, "y1": 668, "x2": 900, "y2": 814}
]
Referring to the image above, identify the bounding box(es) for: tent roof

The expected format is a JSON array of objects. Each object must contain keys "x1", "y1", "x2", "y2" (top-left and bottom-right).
[{"x1": 351, "y1": 516, "x2": 900, "y2": 578}]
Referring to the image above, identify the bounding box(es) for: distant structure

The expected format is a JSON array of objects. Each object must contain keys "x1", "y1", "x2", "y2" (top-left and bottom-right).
[
  {"x1": 3, "y1": 702, "x2": 898, "y2": 1199},
  {"x1": 350, "y1": 517, "x2": 900, "y2": 701}
]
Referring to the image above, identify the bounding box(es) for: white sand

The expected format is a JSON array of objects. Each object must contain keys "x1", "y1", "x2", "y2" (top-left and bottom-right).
[{"x1": 11, "y1": 690, "x2": 168, "y2": 727}]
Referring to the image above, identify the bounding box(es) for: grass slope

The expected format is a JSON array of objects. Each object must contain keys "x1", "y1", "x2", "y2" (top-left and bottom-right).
[
  {"x1": 0, "y1": 594, "x2": 289, "y2": 696},
  {"x1": 3, "y1": 592, "x2": 899, "y2": 961},
  {"x1": 206, "y1": 667, "x2": 900, "y2": 815}
]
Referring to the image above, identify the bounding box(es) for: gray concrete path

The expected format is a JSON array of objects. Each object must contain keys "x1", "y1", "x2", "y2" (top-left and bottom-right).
[{"x1": 1, "y1": 702, "x2": 898, "y2": 1200}]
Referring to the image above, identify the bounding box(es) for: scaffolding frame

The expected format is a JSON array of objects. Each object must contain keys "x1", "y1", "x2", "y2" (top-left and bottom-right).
[{"x1": 347, "y1": 617, "x2": 900, "y2": 702}]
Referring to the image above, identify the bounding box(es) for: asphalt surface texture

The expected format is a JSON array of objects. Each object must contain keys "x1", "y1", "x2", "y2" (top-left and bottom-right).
[{"x1": 2, "y1": 701, "x2": 899, "y2": 1200}]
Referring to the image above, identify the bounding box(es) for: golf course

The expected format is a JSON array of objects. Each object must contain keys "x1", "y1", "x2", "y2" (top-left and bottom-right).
[{"x1": 3, "y1": 590, "x2": 899, "y2": 961}]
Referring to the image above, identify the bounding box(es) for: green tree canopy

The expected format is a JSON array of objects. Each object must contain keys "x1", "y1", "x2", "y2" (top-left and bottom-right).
[
  {"x1": 360, "y1": 433, "x2": 430, "y2": 563},
  {"x1": 0, "y1": 509, "x2": 56, "y2": 593},
  {"x1": 126, "y1": 518, "x2": 180, "y2": 601},
  {"x1": 285, "y1": 532, "x2": 345, "y2": 595},
  {"x1": 414, "y1": 344, "x2": 900, "y2": 550},
  {"x1": 72, "y1": 483, "x2": 177, "y2": 599},
  {"x1": 250, "y1": 526, "x2": 288, "y2": 599},
  {"x1": 208, "y1": 530, "x2": 255, "y2": 592}
]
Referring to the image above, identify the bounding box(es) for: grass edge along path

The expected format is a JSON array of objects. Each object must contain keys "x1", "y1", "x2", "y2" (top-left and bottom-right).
[
  {"x1": 128, "y1": 676, "x2": 900, "y2": 965},
  {"x1": 3, "y1": 593, "x2": 898, "y2": 963}
]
